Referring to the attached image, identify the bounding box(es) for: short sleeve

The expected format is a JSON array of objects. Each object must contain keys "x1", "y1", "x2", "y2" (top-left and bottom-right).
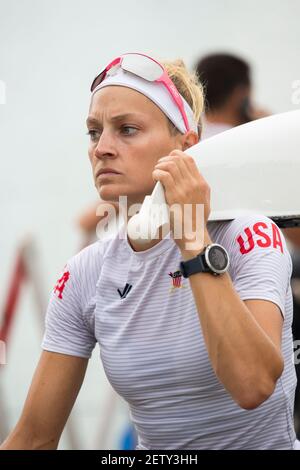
[
  {"x1": 222, "y1": 215, "x2": 293, "y2": 318},
  {"x1": 41, "y1": 257, "x2": 97, "y2": 358}
]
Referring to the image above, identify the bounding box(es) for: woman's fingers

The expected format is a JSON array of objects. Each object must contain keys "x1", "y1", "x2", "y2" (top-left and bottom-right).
[
  {"x1": 154, "y1": 160, "x2": 183, "y2": 184},
  {"x1": 156, "y1": 153, "x2": 188, "y2": 180}
]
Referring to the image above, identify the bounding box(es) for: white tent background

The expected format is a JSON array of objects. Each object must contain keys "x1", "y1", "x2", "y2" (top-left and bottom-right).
[{"x1": 0, "y1": 0, "x2": 300, "y2": 449}]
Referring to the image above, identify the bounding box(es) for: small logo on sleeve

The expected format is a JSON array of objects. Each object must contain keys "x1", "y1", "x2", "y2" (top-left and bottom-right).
[
  {"x1": 54, "y1": 269, "x2": 70, "y2": 299},
  {"x1": 118, "y1": 283, "x2": 132, "y2": 299}
]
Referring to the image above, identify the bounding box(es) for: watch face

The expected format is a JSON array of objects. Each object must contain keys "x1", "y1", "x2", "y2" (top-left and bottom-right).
[{"x1": 206, "y1": 244, "x2": 229, "y2": 273}]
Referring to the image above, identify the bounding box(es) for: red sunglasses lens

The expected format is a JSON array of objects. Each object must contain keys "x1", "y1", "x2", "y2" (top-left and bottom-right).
[{"x1": 90, "y1": 70, "x2": 106, "y2": 92}]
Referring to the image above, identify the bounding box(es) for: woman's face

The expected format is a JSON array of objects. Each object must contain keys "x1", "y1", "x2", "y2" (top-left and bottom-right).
[{"x1": 87, "y1": 86, "x2": 184, "y2": 206}]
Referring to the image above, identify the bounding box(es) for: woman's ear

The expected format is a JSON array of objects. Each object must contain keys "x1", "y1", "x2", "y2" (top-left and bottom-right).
[{"x1": 182, "y1": 130, "x2": 199, "y2": 150}]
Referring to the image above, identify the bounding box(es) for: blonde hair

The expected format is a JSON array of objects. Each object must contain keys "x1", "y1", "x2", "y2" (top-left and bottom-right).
[{"x1": 161, "y1": 59, "x2": 204, "y2": 134}]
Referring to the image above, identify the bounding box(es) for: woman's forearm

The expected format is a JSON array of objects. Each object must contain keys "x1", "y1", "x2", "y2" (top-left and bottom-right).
[{"x1": 181, "y1": 244, "x2": 284, "y2": 409}]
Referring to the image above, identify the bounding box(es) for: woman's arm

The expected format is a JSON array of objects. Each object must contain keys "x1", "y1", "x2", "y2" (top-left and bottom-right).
[
  {"x1": 153, "y1": 150, "x2": 285, "y2": 410},
  {"x1": 0, "y1": 351, "x2": 88, "y2": 450},
  {"x1": 181, "y1": 241, "x2": 284, "y2": 410}
]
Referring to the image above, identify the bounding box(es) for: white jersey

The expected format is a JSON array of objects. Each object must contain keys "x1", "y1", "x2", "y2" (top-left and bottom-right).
[{"x1": 42, "y1": 214, "x2": 296, "y2": 449}]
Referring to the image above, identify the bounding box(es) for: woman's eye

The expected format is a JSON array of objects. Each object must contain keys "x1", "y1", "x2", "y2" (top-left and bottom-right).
[
  {"x1": 121, "y1": 126, "x2": 137, "y2": 136},
  {"x1": 87, "y1": 130, "x2": 101, "y2": 142}
]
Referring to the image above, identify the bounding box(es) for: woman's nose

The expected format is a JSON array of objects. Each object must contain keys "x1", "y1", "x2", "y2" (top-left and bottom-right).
[{"x1": 94, "y1": 129, "x2": 117, "y2": 159}]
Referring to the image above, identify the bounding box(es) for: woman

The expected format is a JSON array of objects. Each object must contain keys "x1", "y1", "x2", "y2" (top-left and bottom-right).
[{"x1": 0, "y1": 53, "x2": 297, "y2": 450}]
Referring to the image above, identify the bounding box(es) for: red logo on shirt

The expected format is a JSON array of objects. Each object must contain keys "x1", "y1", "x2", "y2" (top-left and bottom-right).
[
  {"x1": 54, "y1": 269, "x2": 70, "y2": 299},
  {"x1": 169, "y1": 270, "x2": 183, "y2": 289},
  {"x1": 237, "y1": 221, "x2": 283, "y2": 255}
]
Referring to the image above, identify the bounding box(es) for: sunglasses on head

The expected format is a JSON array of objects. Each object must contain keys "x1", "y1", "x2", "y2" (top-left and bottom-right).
[{"x1": 90, "y1": 53, "x2": 191, "y2": 133}]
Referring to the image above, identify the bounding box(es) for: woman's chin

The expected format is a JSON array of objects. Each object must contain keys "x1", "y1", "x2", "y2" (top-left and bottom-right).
[
  {"x1": 98, "y1": 186, "x2": 120, "y2": 202},
  {"x1": 98, "y1": 185, "x2": 149, "y2": 208}
]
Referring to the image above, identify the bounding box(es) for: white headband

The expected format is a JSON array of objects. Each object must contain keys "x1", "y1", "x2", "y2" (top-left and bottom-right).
[{"x1": 91, "y1": 67, "x2": 198, "y2": 134}]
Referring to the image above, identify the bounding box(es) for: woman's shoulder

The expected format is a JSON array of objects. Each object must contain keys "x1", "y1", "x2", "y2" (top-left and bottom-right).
[{"x1": 62, "y1": 238, "x2": 110, "y2": 281}]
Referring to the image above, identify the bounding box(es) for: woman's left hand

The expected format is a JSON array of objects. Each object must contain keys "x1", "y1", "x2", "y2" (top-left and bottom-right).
[{"x1": 152, "y1": 150, "x2": 211, "y2": 254}]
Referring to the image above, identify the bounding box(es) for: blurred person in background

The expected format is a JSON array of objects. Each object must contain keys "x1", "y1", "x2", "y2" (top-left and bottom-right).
[
  {"x1": 195, "y1": 52, "x2": 269, "y2": 139},
  {"x1": 77, "y1": 200, "x2": 120, "y2": 247},
  {"x1": 286, "y1": 229, "x2": 300, "y2": 437}
]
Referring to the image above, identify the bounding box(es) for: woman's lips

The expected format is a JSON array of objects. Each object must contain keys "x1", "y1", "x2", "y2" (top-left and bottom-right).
[
  {"x1": 97, "y1": 172, "x2": 121, "y2": 179},
  {"x1": 96, "y1": 168, "x2": 122, "y2": 179}
]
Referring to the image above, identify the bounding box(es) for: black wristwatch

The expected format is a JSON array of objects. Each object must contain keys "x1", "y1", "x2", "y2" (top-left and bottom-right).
[{"x1": 179, "y1": 244, "x2": 230, "y2": 277}]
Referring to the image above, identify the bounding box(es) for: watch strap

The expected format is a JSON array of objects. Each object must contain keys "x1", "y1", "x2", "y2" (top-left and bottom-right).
[{"x1": 180, "y1": 250, "x2": 209, "y2": 278}]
